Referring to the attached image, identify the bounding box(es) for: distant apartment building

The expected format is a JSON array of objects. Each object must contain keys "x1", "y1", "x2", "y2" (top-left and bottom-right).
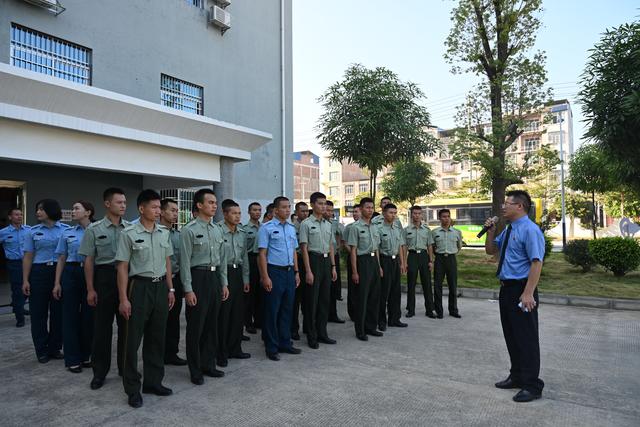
[{"x1": 293, "y1": 150, "x2": 320, "y2": 203}]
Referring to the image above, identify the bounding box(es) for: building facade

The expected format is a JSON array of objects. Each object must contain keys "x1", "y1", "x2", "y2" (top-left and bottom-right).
[{"x1": 293, "y1": 150, "x2": 319, "y2": 203}]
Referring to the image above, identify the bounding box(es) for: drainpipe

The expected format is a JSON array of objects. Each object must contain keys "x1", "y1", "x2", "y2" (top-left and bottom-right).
[{"x1": 280, "y1": 0, "x2": 286, "y2": 196}]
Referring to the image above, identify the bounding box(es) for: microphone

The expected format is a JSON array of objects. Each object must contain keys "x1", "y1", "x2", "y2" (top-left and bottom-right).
[{"x1": 477, "y1": 216, "x2": 499, "y2": 238}]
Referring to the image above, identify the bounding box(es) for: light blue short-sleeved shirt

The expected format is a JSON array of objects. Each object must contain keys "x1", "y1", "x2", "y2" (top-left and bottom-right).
[
  {"x1": 0, "y1": 224, "x2": 31, "y2": 260},
  {"x1": 55, "y1": 224, "x2": 86, "y2": 263},
  {"x1": 24, "y1": 222, "x2": 70, "y2": 264},
  {"x1": 258, "y1": 218, "x2": 298, "y2": 267},
  {"x1": 494, "y1": 215, "x2": 545, "y2": 280}
]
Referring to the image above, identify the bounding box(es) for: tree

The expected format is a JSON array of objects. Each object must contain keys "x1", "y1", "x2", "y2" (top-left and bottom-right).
[
  {"x1": 510, "y1": 145, "x2": 561, "y2": 210},
  {"x1": 444, "y1": 0, "x2": 552, "y2": 229},
  {"x1": 317, "y1": 64, "x2": 437, "y2": 202},
  {"x1": 567, "y1": 144, "x2": 615, "y2": 239},
  {"x1": 380, "y1": 158, "x2": 438, "y2": 206},
  {"x1": 580, "y1": 20, "x2": 640, "y2": 193}
]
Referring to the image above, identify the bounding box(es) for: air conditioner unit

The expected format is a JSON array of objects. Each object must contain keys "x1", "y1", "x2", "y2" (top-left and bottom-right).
[
  {"x1": 215, "y1": 0, "x2": 231, "y2": 7},
  {"x1": 208, "y1": 6, "x2": 231, "y2": 33},
  {"x1": 21, "y1": 0, "x2": 65, "y2": 15}
]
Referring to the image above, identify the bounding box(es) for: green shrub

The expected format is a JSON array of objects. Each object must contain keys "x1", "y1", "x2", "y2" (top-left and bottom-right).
[
  {"x1": 543, "y1": 233, "x2": 553, "y2": 260},
  {"x1": 589, "y1": 237, "x2": 640, "y2": 277},
  {"x1": 563, "y1": 239, "x2": 597, "y2": 272}
]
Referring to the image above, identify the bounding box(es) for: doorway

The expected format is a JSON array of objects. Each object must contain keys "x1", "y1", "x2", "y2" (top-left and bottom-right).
[{"x1": 0, "y1": 181, "x2": 26, "y2": 310}]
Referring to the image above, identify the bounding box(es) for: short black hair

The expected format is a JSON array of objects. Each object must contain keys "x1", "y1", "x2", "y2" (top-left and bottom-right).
[
  {"x1": 137, "y1": 189, "x2": 161, "y2": 207},
  {"x1": 193, "y1": 188, "x2": 216, "y2": 211},
  {"x1": 360, "y1": 197, "x2": 374, "y2": 207},
  {"x1": 381, "y1": 196, "x2": 391, "y2": 203},
  {"x1": 103, "y1": 187, "x2": 125, "y2": 202},
  {"x1": 290, "y1": 214, "x2": 297, "y2": 221},
  {"x1": 438, "y1": 208, "x2": 451, "y2": 218},
  {"x1": 161, "y1": 198, "x2": 177, "y2": 210},
  {"x1": 409, "y1": 205, "x2": 422, "y2": 213},
  {"x1": 309, "y1": 192, "x2": 326, "y2": 204},
  {"x1": 326, "y1": 200, "x2": 334, "y2": 207},
  {"x1": 294, "y1": 201, "x2": 308, "y2": 211},
  {"x1": 372, "y1": 212, "x2": 380, "y2": 218},
  {"x1": 383, "y1": 203, "x2": 397, "y2": 211},
  {"x1": 506, "y1": 190, "x2": 532, "y2": 213},
  {"x1": 35, "y1": 199, "x2": 62, "y2": 221},
  {"x1": 222, "y1": 199, "x2": 239, "y2": 213},
  {"x1": 273, "y1": 196, "x2": 289, "y2": 209},
  {"x1": 265, "y1": 203, "x2": 275, "y2": 214},
  {"x1": 7, "y1": 207, "x2": 21, "y2": 216},
  {"x1": 352, "y1": 203, "x2": 361, "y2": 209},
  {"x1": 248, "y1": 202, "x2": 261, "y2": 212}
]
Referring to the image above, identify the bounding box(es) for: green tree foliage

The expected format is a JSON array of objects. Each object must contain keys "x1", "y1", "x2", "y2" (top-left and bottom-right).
[
  {"x1": 444, "y1": 0, "x2": 552, "y2": 229},
  {"x1": 589, "y1": 237, "x2": 640, "y2": 277},
  {"x1": 580, "y1": 20, "x2": 640, "y2": 193},
  {"x1": 317, "y1": 64, "x2": 437, "y2": 202},
  {"x1": 380, "y1": 158, "x2": 437, "y2": 206}
]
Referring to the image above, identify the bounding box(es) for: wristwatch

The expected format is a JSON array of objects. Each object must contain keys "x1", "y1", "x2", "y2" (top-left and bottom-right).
[{"x1": 169, "y1": 288, "x2": 175, "y2": 293}]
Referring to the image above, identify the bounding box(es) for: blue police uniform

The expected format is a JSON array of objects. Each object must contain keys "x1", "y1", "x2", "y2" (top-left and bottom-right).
[
  {"x1": 24, "y1": 221, "x2": 70, "y2": 359},
  {"x1": 0, "y1": 223, "x2": 31, "y2": 324},
  {"x1": 494, "y1": 214, "x2": 545, "y2": 396},
  {"x1": 55, "y1": 225, "x2": 94, "y2": 368},
  {"x1": 257, "y1": 218, "x2": 298, "y2": 355}
]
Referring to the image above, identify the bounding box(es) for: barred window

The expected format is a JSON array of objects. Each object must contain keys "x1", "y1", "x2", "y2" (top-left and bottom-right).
[
  {"x1": 161, "y1": 74, "x2": 204, "y2": 115},
  {"x1": 10, "y1": 23, "x2": 91, "y2": 85},
  {"x1": 345, "y1": 184, "x2": 354, "y2": 195},
  {"x1": 359, "y1": 182, "x2": 368, "y2": 193}
]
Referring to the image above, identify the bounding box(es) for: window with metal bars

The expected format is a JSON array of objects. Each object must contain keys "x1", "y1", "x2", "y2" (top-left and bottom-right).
[
  {"x1": 10, "y1": 23, "x2": 91, "y2": 85},
  {"x1": 160, "y1": 74, "x2": 204, "y2": 115}
]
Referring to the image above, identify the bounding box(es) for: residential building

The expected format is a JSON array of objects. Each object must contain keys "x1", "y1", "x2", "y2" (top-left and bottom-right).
[{"x1": 293, "y1": 150, "x2": 319, "y2": 203}]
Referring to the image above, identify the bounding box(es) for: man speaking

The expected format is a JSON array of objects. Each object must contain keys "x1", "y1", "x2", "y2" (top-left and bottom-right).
[{"x1": 484, "y1": 190, "x2": 545, "y2": 403}]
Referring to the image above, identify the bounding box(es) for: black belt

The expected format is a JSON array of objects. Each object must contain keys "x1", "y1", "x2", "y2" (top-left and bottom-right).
[
  {"x1": 95, "y1": 264, "x2": 116, "y2": 270},
  {"x1": 268, "y1": 264, "x2": 294, "y2": 271},
  {"x1": 132, "y1": 275, "x2": 166, "y2": 283},
  {"x1": 228, "y1": 263, "x2": 242, "y2": 269},
  {"x1": 192, "y1": 265, "x2": 219, "y2": 272},
  {"x1": 309, "y1": 252, "x2": 330, "y2": 258},
  {"x1": 435, "y1": 253, "x2": 455, "y2": 258},
  {"x1": 248, "y1": 252, "x2": 259, "y2": 257},
  {"x1": 34, "y1": 262, "x2": 57, "y2": 266},
  {"x1": 357, "y1": 252, "x2": 376, "y2": 258},
  {"x1": 500, "y1": 279, "x2": 527, "y2": 286},
  {"x1": 6, "y1": 259, "x2": 22, "y2": 263},
  {"x1": 66, "y1": 261, "x2": 84, "y2": 266},
  {"x1": 380, "y1": 254, "x2": 399, "y2": 260},
  {"x1": 408, "y1": 249, "x2": 426, "y2": 254}
]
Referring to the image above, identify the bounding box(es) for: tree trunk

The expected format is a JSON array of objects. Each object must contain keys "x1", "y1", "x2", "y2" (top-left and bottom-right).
[
  {"x1": 621, "y1": 192, "x2": 625, "y2": 217},
  {"x1": 592, "y1": 190, "x2": 597, "y2": 240},
  {"x1": 371, "y1": 170, "x2": 378, "y2": 203},
  {"x1": 492, "y1": 178, "x2": 506, "y2": 234}
]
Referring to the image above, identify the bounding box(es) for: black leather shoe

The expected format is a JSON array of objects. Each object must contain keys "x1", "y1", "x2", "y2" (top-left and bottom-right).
[
  {"x1": 203, "y1": 369, "x2": 225, "y2": 378},
  {"x1": 90, "y1": 377, "x2": 105, "y2": 390},
  {"x1": 217, "y1": 358, "x2": 228, "y2": 367},
  {"x1": 49, "y1": 350, "x2": 64, "y2": 360},
  {"x1": 230, "y1": 352, "x2": 251, "y2": 359},
  {"x1": 495, "y1": 377, "x2": 520, "y2": 389},
  {"x1": 16, "y1": 320, "x2": 25, "y2": 328},
  {"x1": 242, "y1": 335, "x2": 250, "y2": 341},
  {"x1": 280, "y1": 346, "x2": 301, "y2": 354},
  {"x1": 37, "y1": 355, "x2": 50, "y2": 364},
  {"x1": 337, "y1": 296, "x2": 343, "y2": 301},
  {"x1": 328, "y1": 317, "x2": 345, "y2": 324},
  {"x1": 367, "y1": 330, "x2": 383, "y2": 337},
  {"x1": 450, "y1": 313, "x2": 462, "y2": 318},
  {"x1": 128, "y1": 392, "x2": 143, "y2": 408},
  {"x1": 266, "y1": 352, "x2": 280, "y2": 361},
  {"x1": 82, "y1": 360, "x2": 92, "y2": 368},
  {"x1": 165, "y1": 355, "x2": 187, "y2": 366},
  {"x1": 356, "y1": 334, "x2": 369, "y2": 341},
  {"x1": 142, "y1": 384, "x2": 173, "y2": 396},
  {"x1": 436, "y1": 313, "x2": 444, "y2": 319},
  {"x1": 246, "y1": 326, "x2": 257, "y2": 334},
  {"x1": 68, "y1": 365, "x2": 82, "y2": 374},
  {"x1": 406, "y1": 312, "x2": 415, "y2": 318},
  {"x1": 389, "y1": 321, "x2": 408, "y2": 327},
  {"x1": 308, "y1": 341, "x2": 319, "y2": 349},
  {"x1": 291, "y1": 332, "x2": 300, "y2": 341},
  {"x1": 513, "y1": 389, "x2": 541, "y2": 402},
  {"x1": 191, "y1": 376, "x2": 204, "y2": 385},
  {"x1": 318, "y1": 337, "x2": 337, "y2": 345},
  {"x1": 378, "y1": 324, "x2": 387, "y2": 331},
  {"x1": 426, "y1": 312, "x2": 437, "y2": 318}
]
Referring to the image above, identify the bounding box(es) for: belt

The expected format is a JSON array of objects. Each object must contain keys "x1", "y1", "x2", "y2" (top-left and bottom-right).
[
  {"x1": 6, "y1": 259, "x2": 22, "y2": 263},
  {"x1": 500, "y1": 279, "x2": 527, "y2": 286},
  {"x1": 228, "y1": 263, "x2": 242, "y2": 269},
  {"x1": 193, "y1": 265, "x2": 218, "y2": 272},
  {"x1": 249, "y1": 252, "x2": 259, "y2": 257},
  {"x1": 357, "y1": 252, "x2": 376, "y2": 258},
  {"x1": 309, "y1": 252, "x2": 330, "y2": 258},
  {"x1": 95, "y1": 264, "x2": 116, "y2": 270},
  {"x1": 408, "y1": 249, "x2": 424, "y2": 254},
  {"x1": 132, "y1": 275, "x2": 166, "y2": 283},
  {"x1": 268, "y1": 264, "x2": 294, "y2": 271},
  {"x1": 34, "y1": 261, "x2": 57, "y2": 266},
  {"x1": 66, "y1": 261, "x2": 84, "y2": 267},
  {"x1": 436, "y1": 253, "x2": 454, "y2": 257},
  {"x1": 380, "y1": 254, "x2": 398, "y2": 260}
]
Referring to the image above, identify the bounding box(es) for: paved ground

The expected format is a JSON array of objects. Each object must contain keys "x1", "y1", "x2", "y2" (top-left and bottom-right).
[{"x1": 1, "y1": 295, "x2": 639, "y2": 427}]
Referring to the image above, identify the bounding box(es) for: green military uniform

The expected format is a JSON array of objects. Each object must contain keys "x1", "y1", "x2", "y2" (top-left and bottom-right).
[
  {"x1": 372, "y1": 214, "x2": 402, "y2": 228},
  {"x1": 432, "y1": 226, "x2": 462, "y2": 317},
  {"x1": 115, "y1": 222, "x2": 173, "y2": 396},
  {"x1": 165, "y1": 227, "x2": 183, "y2": 362},
  {"x1": 78, "y1": 216, "x2": 130, "y2": 381},
  {"x1": 180, "y1": 217, "x2": 227, "y2": 382},
  {"x1": 299, "y1": 214, "x2": 334, "y2": 346},
  {"x1": 404, "y1": 223, "x2": 435, "y2": 316},
  {"x1": 342, "y1": 222, "x2": 356, "y2": 321},
  {"x1": 346, "y1": 219, "x2": 381, "y2": 338},
  {"x1": 329, "y1": 219, "x2": 344, "y2": 319},
  {"x1": 242, "y1": 221, "x2": 262, "y2": 329},
  {"x1": 218, "y1": 222, "x2": 250, "y2": 363},
  {"x1": 376, "y1": 220, "x2": 406, "y2": 328},
  {"x1": 292, "y1": 220, "x2": 305, "y2": 337}
]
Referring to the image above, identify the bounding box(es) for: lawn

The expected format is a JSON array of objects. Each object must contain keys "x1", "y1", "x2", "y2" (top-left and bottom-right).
[{"x1": 338, "y1": 249, "x2": 640, "y2": 300}]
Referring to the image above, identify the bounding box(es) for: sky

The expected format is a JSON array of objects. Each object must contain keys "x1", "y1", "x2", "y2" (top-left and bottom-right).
[{"x1": 292, "y1": 0, "x2": 639, "y2": 155}]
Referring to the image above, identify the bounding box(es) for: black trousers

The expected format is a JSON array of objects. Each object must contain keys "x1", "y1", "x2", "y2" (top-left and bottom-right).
[
  {"x1": 164, "y1": 275, "x2": 184, "y2": 360},
  {"x1": 28, "y1": 264, "x2": 62, "y2": 358},
  {"x1": 434, "y1": 254, "x2": 459, "y2": 316},
  {"x1": 92, "y1": 265, "x2": 125, "y2": 379},
  {"x1": 292, "y1": 253, "x2": 305, "y2": 335},
  {"x1": 499, "y1": 280, "x2": 544, "y2": 395},
  {"x1": 246, "y1": 253, "x2": 263, "y2": 329},
  {"x1": 61, "y1": 263, "x2": 93, "y2": 367},
  {"x1": 329, "y1": 252, "x2": 342, "y2": 319},
  {"x1": 353, "y1": 255, "x2": 380, "y2": 336},
  {"x1": 303, "y1": 253, "x2": 331, "y2": 343},
  {"x1": 218, "y1": 266, "x2": 245, "y2": 361},
  {"x1": 186, "y1": 268, "x2": 222, "y2": 379},
  {"x1": 379, "y1": 255, "x2": 401, "y2": 326},
  {"x1": 346, "y1": 255, "x2": 354, "y2": 321},
  {"x1": 406, "y1": 251, "x2": 434, "y2": 314}
]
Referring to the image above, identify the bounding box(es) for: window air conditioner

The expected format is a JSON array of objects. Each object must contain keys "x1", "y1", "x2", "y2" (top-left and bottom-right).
[{"x1": 208, "y1": 6, "x2": 231, "y2": 32}]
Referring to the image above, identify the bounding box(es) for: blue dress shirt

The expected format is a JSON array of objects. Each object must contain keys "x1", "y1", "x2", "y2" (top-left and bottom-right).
[
  {"x1": 258, "y1": 218, "x2": 298, "y2": 267},
  {"x1": 494, "y1": 215, "x2": 545, "y2": 281},
  {"x1": 0, "y1": 224, "x2": 31, "y2": 260},
  {"x1": 55, "y1": 224, "x2": 87, "y2": 263},
  {"x1": 24, "y1": 222, "x2": 70, "y2": 264}
]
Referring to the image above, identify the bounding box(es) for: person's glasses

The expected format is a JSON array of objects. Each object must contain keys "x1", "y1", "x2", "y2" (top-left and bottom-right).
[{"x1": 501, "y1": 202, "x2": 520, "y2": 208}]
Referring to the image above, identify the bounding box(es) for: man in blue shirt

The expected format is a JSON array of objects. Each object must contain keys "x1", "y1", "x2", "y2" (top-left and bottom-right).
[
  {"x1": 485, "y1": 190, "x2": 545, "y2": 403},
  {"x1": 257, "y1": 196, "x2": 302, "y2": 361},
  {"x1": 0, "y1": 208, "x2": 30, "y2": 327}
]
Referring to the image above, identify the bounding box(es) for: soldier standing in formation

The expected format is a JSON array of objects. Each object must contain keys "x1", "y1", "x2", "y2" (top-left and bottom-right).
[
  {"x1": 243, "y1": 202, "x2": 262, "y2": 333},
  {"x1": 432, "y1": 209, "x2": 462, "y2": 319},
  {"x1": 404, "y1": 205, "x2": 436, "y2": 318}
]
